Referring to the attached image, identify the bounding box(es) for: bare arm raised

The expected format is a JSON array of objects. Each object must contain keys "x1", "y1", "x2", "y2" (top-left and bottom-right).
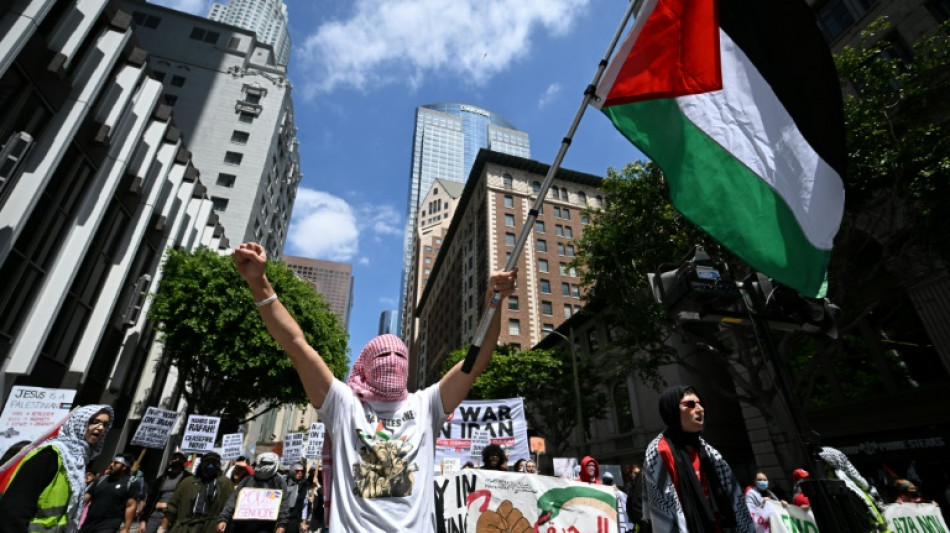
[
  {"x1": 233, "y1": 242, "x2": 335, "y2": 409},
  {"x1": 439, "y1": 268, "x2": 518, "y2": 414}
]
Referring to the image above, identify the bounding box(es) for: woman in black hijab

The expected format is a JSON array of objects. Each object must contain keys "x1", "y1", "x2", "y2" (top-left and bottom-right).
[{"x1": 643, "y1": 386, "x2": 754, "y2": 532}]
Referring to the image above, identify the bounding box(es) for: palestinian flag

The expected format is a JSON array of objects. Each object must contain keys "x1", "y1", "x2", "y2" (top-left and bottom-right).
[{"x1": 594, "y1": 0, "x2": 846, "y2": 296}]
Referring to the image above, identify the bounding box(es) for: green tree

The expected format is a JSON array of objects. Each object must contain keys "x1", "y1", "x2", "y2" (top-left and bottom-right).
[
  {"x1": 148, "y1": 247, "x2": 349, "y2": 419},
  {"x1": 441, "y1": 345, "x2": 606, "y2": 456}
]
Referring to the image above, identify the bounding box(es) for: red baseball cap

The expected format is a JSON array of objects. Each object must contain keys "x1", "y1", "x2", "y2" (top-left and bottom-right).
[{"x1": 792, "y1": 468, "x2": 809, "y2": 481}]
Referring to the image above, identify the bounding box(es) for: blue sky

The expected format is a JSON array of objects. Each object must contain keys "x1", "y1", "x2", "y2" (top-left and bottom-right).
[{"x1": 150, "y1": 0, "x2": 645, "y2": 364}]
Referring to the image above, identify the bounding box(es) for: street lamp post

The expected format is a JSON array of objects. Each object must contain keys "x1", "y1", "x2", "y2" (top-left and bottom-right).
[{"x1": 547, "y1": 327, "x2": 587, "y2": 456}]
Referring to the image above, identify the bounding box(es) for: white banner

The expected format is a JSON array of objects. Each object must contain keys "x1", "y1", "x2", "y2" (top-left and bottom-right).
[
  {"x1": 130, "y1": 407, "x2": 179, "y2": 449},
  {"x1": 282, "y1": 432, "x2": 304, "y2": 465},
  {"x1": 181, "y1": 415, "x2": 220, "y2": 454},
  {"x1": 885, "y1": 502, "x2": 949, "y2": 533},
  {"x1": 305, "y1": 423, "x2": 325, "y2": 459},
  {"x1": 221, "y1": 433, "x2": 244, "y2": 460},
  {"x1": 0, "y1": 386, "x2": 75, "y2": 454},
  {"x1": 753, "y1": 501, "x2": 818, "y2": 533},
  {"x1": 437, "y1": 470, "x2": 617, "y2": 533},
  {"x1": 436, "y1": 398, "x2": 530, "y2": 468}
]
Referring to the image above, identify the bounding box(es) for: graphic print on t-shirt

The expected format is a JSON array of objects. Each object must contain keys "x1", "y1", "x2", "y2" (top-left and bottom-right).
[{"x1": 352, "y1": 421, "x2": 418, "y2": 498}]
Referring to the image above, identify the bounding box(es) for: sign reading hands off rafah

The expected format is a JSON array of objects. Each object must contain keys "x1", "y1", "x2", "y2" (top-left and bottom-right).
[
  {"x1": 181, "y1": 415, "x2": 220, "y2": 453},
  {"x1": 437, "y1": 470, "x2": 617, "y2": 533}
]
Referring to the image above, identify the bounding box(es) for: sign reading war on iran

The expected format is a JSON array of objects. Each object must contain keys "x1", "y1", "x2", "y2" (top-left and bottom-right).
[
  {"x1": 437, "y1": 470, "x2": 617, "y2": 533},
  {"x1": 282, "y1": 432, "x2": 304, "y2": 465},
  {"x1": 436, "y1": 398, "x2": 530, "y2": 467},
  {"x1": 131, "y1": 407, "x2": 180, "y2": 449},
  {"x1": 0, "y1": 386, "x2": 75, "y2": 455},
  {"x1": 181, "y1": 415, "x2": 220, "y2": 454}
]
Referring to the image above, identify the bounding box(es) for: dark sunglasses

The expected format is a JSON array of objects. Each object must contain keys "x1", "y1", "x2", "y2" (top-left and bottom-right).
[{"x1": 680, "y1": 400, "x2": 703, "y2": 409}]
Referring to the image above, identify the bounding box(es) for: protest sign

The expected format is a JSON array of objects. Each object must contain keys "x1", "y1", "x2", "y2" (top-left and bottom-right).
[
  {"x1": 441, "y1": 458, "x2": 461, "y2": 474},
  {"x1": 305, "y1": 423, "x2": 325, "y2": 459},
  {"x1": 885, "y1": 502, "x2": 949, "y2": 533},
  {"x1": 181, "y1": 415, "x2": 220, "y2": 453},
  {"x1": 282, "y1": 432, "x2": 304, "y2": 465},
  {"x1": 436, "y1": 398, "x2": 530, "y2": 467},
  {"x1": 437, "y1": 470, "x2": 617, "y2": 533},
  {"x1": 222, "y1": 433, "x2": 244, "y2": 460},
  {"x1": 233, "y1": 488, "x2": 284, "y2": 520},
  {"x1": 553, "y1": 457, "x2": 579, "y2": 479},
  {"x1": 469, "y1": 428, "x2": 491, "y2": 459},
  {"x1": 766, "y1": 501, "x2": 819, "y2": 533},
  {"x1": 130, "y1": 407, "x2": 179, "y2": 449},
  {"x1": 0, "y1": 386, "x2": 75, "y2": 454}
]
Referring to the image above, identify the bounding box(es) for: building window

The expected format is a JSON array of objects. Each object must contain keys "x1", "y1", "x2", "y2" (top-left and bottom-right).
[
  {"x1": 588, "y1": 329, "x2": 600, "y2": 352},
  {"x1": 572, "y1": 284, "x2": 580, "y2": 298},
  {"x1": 535, "y1": 221, "x2": 545, "y2": 233},
  {"x1": 557, "y1": 243, "x2": 565, "y2": 256},
  {"x1": 190, "y1": 27, "x2": 221, "y2": 44},
  {"x1": 532, "y1": 181, "x2": 541, "y2": 195},
  {"x1": 504, "y1": 195, "x2": 514, "y2": 208},
  {"x1": 211, "y1": 196, "x2": 229, "y2": 212},
  {"x1": 541, "y1": 301, "x2": 553, "y2": 315},
  {"x1": 503, "y1": 173, "x2": 513, "y2": 189},
  {"x1": 555, "y1": 225, "x2": 563, "y2": 237},
  {"x1": 577, "y1": 191, "x2": 587, "y2": 204},
  {"x1": 132, "y1": 12, "x2": 162, "y2": 29},
  {"x1": 230, "y1": 130, "x2": 250, "y2": 144},
  {"x1": 536, "y1": 239, "x2": 547, "y2": 253},
  {"x1": 581, "y1": 213, "x2": 590, "y2": 224},
  {"x1": 238, "y1": 111, "x2": 255, "y2": 123},
  {"x1": 562, "y1": 282, "x2": 571, "y2": 296},
  {"x1": 538, "y1": 259, "x2": 549, "y2": 273},
  {"x1": 425, "y1": 245, "x2": 432, "y2": 252},
  {"x1": 539, "y1": 279, "x2": 551, "y2": 293},
  {"x1": 150, "y1": 71, "x2": 166, "y2": 82},
  {"x1": 244, "y1": 92, "x2": 262, "y2": 105},
  {"x1": 508, "y1": 296, "x2": 519, "y2": 311},
  {"x1": 563, "y1": 208, "x2": 571, "y2": 220},
  {"x1": 543, "y1": 323, "x2": 555, "y2": 332},
  {"x1": 567, "y1": 245, "x2": 575, "y2": 257},
  {"x1": 508, "y1": 319, "x2": 520, "y2": 335},
  {"x1": 170, "y1": 75, "x2": 186, "y2": 87},
  {"x1": 564, "y1": 304, "x2": 573, "y2": 318},
  {"x1": 227, "y1": 36, "x2": 242, "y2": 50},
  {"x1": 614, "y1": 381, "x2": 635, "y2": 432},
  {"x1": 224, "y1": 151, "x2": 243, "y2": 165},
  {"x1": 505, "y1": 233, "x2": 515, "y2": 246},
  {"x1": 504, "y1": 214, "x2": 515, "y2": 227},
  {"x1": 565, "y1": 226, "x2": 574, "y2": 238},
  {"x1": 216, "y1": 173, "x2": 236, "y2": 187},
  {"x1": 163, "y1": 94, "x2": 178, "y2": 106}
]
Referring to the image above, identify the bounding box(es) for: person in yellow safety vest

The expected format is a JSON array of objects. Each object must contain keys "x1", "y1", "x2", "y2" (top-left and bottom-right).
[
  {"x1": 817, "y1": 446, "x2": 892, "y2": 533},
  {"x1": 0, "y1": 404, "x2": 115, "y2": 533}
]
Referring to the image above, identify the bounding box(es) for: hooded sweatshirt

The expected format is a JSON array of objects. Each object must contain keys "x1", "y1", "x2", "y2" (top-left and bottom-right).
[{"x1": 578, "y1": 456, "x2": 603, "y2": 484}]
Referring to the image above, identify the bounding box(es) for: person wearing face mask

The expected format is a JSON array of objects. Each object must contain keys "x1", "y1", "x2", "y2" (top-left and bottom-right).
[
  {"x1": 160, "y1": 452, "x2": 232, "y2": 533},
  {"x1": 140, "y1": 453, "x2": 192, "y2": 533},
  {"x1": 643, "y1": 386, "x2": 754, "y2": 533},
  {"x1": 232, "y1": 242, "x2": 517, "y2": 533},
  {"x1": 0, "y1": 404, "x2": 114, "y2": 533},
  {"x1": 217, "y1": 452, "x2": 290, "y2": 533},
  {"x1": 744, "y1": 472, "x2": 782, "y2": 511}
]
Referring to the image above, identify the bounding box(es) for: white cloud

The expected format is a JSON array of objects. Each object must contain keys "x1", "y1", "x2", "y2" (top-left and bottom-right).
[
  {"x1": 538, "y1": 83, "x2": 561, "y2": 109},
  {"x1": 379, "y1": 297, "x2": 396, "y2": 306},
  {"x1": 287, "y1": 188, "x2": 404, "y2": 261},
  {"x1": 147, "y1": 0, "x2": 213, "y2": 16},
  {"x1": 296, "y1": 0, "x2": 590, "y2": 96}
]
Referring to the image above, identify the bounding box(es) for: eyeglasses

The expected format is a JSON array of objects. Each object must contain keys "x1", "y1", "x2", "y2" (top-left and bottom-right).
[
  {"x1": 680, "y1": 400, "x2": 703, "y2": 409},
  {"x1": 88, "y1": 419, "x2": 110, "y2": 427},
  {"x1": 293, "y1": 469, "x2": 304, "y2": 473}
]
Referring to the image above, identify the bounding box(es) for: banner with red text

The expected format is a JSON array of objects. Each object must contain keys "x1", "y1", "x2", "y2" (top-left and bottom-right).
[{"x1": 436, "y1": 398, "x2": 530, "y2": 468}]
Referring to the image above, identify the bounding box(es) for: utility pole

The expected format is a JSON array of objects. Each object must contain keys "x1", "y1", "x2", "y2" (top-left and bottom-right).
[{"x1": 548, "y1": 327, "x2": 587, "y2": 456}]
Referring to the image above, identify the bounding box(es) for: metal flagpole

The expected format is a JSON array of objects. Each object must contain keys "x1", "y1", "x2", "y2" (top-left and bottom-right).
[{"x1": 461, "y1": 0, "x2": 644, "y2": 374}]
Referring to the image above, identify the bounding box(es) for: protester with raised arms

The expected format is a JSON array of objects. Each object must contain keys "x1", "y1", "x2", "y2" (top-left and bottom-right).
[{"x1": 232, "y1": 242, "x2": 517, "y2": 533}]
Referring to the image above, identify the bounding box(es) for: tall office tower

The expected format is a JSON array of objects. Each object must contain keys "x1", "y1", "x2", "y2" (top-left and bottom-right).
[
  {"x1": 246, "y1": 255, "x2": 353, "y2": 447},
  {"x1": 378, "y1": 310, "x2": 397, "y2": 335},
  {"x1": 208, "y1": 0, "x2": 292, "y2": 66},
  {"x1": 123, "y1": 0, "x2": 301, "y2": 259},
  {"x1": 283, "y1": 256, "x2": 354, "y2": 329},
  {"x1": 0, "y1": 0, "x2": 228, "y2": 463},
  {"x1": 407, "y1": 150, "x2": 603, "y2": 390},
  {"x1": 399, "y1": 103, "x2": 530, "y2": 337}
]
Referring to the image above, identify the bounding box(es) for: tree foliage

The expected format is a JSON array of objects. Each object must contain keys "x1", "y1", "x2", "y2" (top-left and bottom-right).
[
  {"x1": 148, "y1": 247, "x2": 349, "y2": 418},
  {"x1": 441, "y1": 345, "x2": 607, "y2": 456}
]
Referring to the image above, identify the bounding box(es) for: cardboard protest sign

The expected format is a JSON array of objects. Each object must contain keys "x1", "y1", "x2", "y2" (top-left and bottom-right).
[
  {"x1": 181, "y1": 415, "x2": 220, "y2": 453},
  {"x1": 305, "y1": 423, "x2": 325, "y2": 459},
  {"x1": 282, "y1": 432, "x2": 304, "y2": 465},
  {"x1": 437, "y1": 470, "x2": 617, "y2": 533},
  {"x1": 130, "y1": 407, "x2": 179, "y2": 449},
  {"x1": 441, "y1": 458, "x2": 461, "y2": 474},
  {"x1": 436, "y1": 398, "x2": 530, "y2": 467},
  {"x1": 233, "y1": 488, "x2": 283, "y2": 520},
  {"x1": 0, "y1": 386, "x2": 75, "y2": 454},
  {"x1": 885, "y1": 502, "x2": 949, "y2": 533},
  {"x1": 470, "y1": 428, "x2": 491, "y2": 460},
  {"x1": 221, "y1": 433, "x2": 244, "y2": 460}
]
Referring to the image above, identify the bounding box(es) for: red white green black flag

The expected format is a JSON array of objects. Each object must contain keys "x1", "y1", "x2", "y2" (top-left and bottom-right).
[{"x1": 594, "y1": 0, "x2": 846, "y2": 297}]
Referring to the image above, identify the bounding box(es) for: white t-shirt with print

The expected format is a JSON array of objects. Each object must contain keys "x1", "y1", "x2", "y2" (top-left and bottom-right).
[{"x1": 318, "y1": 379, "x2": 448, "y2": 532}]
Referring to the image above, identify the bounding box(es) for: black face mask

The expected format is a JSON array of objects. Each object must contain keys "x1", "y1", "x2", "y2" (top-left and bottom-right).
[{"x1": 200, "y1": 462, "x2": 220, "y2": 479}]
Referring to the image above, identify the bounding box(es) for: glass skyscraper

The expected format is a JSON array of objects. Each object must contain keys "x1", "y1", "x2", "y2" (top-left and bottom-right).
[
  {"x1": 208, "y1": 0, "x2": 292, "y2": 66},
  {"x1": 398, "y1": 103, "x2": 530, "y2": 332}
]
